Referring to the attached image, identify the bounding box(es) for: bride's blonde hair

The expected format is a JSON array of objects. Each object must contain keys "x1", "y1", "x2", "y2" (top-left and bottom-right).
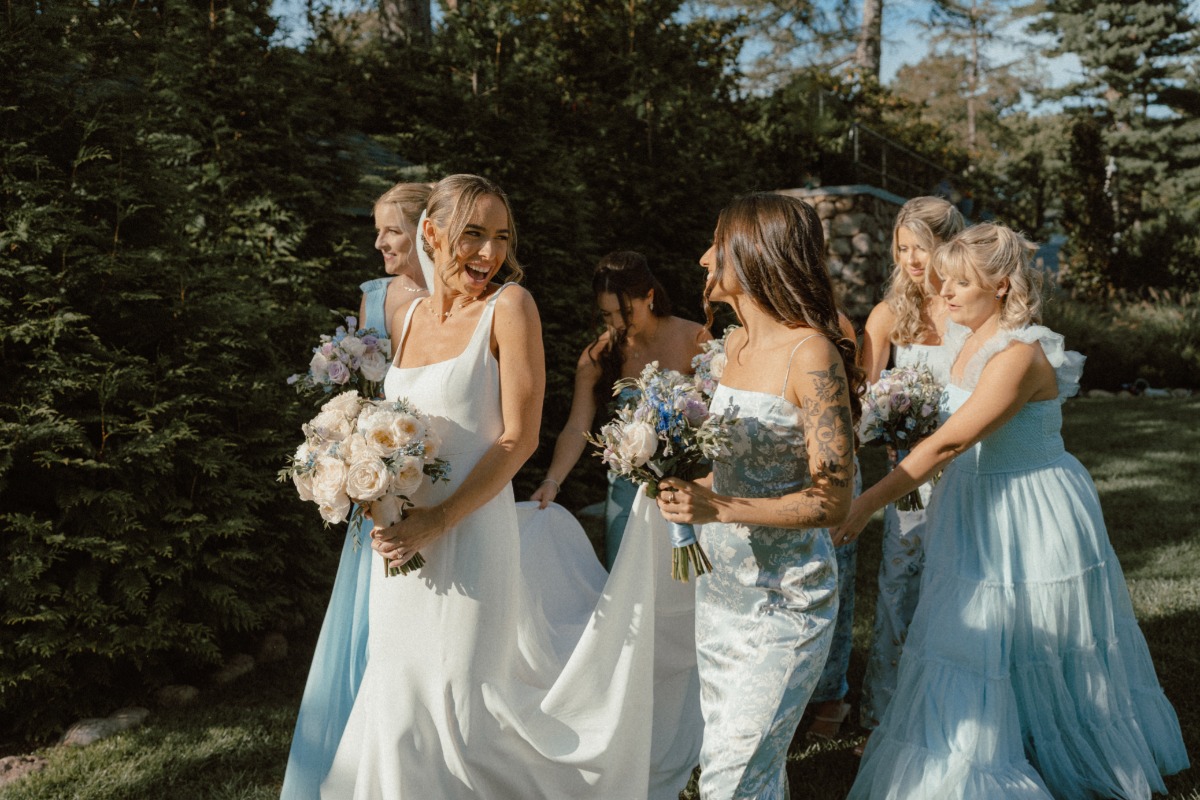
[
  {"x1": 423, "y1": 174, "x2": 524, "y2": 284},
  {"x1": 933, "y1": 223, "x2": 1042, "y2": 329},
  {"x1": 884, "y1": 196, "x2": 965, "y2": 346}
]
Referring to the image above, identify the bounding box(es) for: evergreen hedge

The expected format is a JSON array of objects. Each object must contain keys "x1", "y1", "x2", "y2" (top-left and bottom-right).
[{"x1": 0, "y1": 1, "x2": 365, "y2": 740}]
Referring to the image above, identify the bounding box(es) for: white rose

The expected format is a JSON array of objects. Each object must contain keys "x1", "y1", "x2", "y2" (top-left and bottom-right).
[
  {"x1": 311, "y1": 454, "x2": 349, "y2": 504},
  {"x1": 309, "y1": 352, "x2": 330, "y2": 382},
  {"x1": 709, "y1": 351, "x2": 727, "y2": 381},
  {"x1": 421, "y1": 425, "x2": 442, "y2": 461},
  {"x1": 617, "y1": 421, "x2": 658, "y2": 467},
  {"x1": 342, "y1": 432, "x2": 372, "y2": 464},
  {"x1": 388, "y1": 412, "x2": 425, "y2": 447},
  {"x1": 391, "y1": 455, "x2": 424, "y2": 497},
  {"x1": 318, "y1": 492, "x2": 352, "y2": 525},
  {"x1": 323, "y1": 391, "x2": 362, "y2": 418},
  {"x1": 311, "y1": 408, "x2": 354, "y2": 443},
  {"x1": 369, "y1": 493, "x2": 406, "y2": 528},
  {"x1": 345, "y1": 458, "x2": 391, "y2": 503},
  {"x1": 340, "y1": 335, "x2": 367, "y2": 359},
  {"x1": 359, "y1": 409, "x2": 401, "y2": 456},
  {"x1": 292, "y1": 469, "x2": 316, "y2": 502},
  {"x1": 359, "y1": 350, "x2": 389, "y2": 383}
]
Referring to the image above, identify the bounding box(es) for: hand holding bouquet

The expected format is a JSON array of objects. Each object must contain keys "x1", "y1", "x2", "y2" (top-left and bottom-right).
[
  {"x1": 857, "y1": 364, "x2": 944, "y2": 510},
  {"x1": 280, "y1": 391, "x2": 451, "y2": 576},
  {"x1": 288, "y1": 316, "x2": 392, "y2": 399},
  {"x1": 587, "y1": 362, "x2": 735, "y2": 581}
]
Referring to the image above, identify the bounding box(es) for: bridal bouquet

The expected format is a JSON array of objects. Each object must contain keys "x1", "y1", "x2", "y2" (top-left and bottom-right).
[
  {"x1": 690, "y1": 325, "x2": 738, "y2": 399},
  {"x1": 280, "y1": 391, "x2": 451, "y2": 576},
  {"x1": 857, "y1": 364, "x2": 944, "y2": 511},
  {"x1": 288, "y1": 316, "x2": 391, "y2": 399},
  {"x1": 588, "y1": 363, "x2": 736, "y2": 581}
]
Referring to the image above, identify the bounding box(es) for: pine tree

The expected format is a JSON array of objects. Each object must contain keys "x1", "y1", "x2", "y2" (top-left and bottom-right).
[
  {"x1": 1033, "y1": 0, "x2": 1200, "y2": 289},
  {"x1": 0, "y1": 0, "x2": 365, "y2": 739}
]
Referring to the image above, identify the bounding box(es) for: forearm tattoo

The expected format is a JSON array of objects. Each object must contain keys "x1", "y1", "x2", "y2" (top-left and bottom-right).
[{"x1": 802, "y1": 363, "x2": 853, "y2": 489}]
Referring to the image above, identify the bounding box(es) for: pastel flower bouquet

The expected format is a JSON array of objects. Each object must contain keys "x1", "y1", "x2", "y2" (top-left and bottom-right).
[
  {"x1": 588, "y1": 363, "x2": 736, "y2": 581},
  {"x1": 288, "y1": 316, "x2": 391, "y2": 399},
  {"x1": 280, "y1": 391, "x2": 451, "y2": 576},
  {"x1": 690, "y1": 325, "x2": 737, "y2": 399},
  {"x1": 857, "y1": 363, "x2": 944, "y2": 510}
]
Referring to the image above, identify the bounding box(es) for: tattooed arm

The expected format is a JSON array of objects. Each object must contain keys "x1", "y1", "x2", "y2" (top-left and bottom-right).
[{"x1": 657, "y1": 335, "x2": 855, "y2": 530}]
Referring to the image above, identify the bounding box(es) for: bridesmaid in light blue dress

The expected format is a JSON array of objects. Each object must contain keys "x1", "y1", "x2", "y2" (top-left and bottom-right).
[
  {"x1": 657, "y1": 193, "x2": 862, "y2": 799},
  {"x1": 856, "y1": 197, "x2": 964, "y2": 735},
  {"x1": 835, "y1": 223, "x2": 1188, "y2": 798},
  {"x1": 280, "y1": 182, "x2": 430, "y2": 800}
]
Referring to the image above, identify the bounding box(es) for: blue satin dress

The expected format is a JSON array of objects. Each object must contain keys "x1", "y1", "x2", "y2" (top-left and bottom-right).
[
  {"x1": 695, "y1": 370, "x2": 839, "y2": 799},
  {"x1": 280, "y1": 277, "x2": 392, "y2": 800}
]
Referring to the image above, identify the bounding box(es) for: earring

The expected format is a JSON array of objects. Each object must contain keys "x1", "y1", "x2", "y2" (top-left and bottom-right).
[
  {"x1": 649, "y1": 301, "x2": 654, "y2": 311},
  {"x1": 995, "y1": 293, "x2": 1004, "y2": 300}
]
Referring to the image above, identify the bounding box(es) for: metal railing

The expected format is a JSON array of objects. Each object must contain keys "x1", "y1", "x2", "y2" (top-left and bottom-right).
[{"x1": 845, "y1": 122, "x2": 959, "y2": 200}]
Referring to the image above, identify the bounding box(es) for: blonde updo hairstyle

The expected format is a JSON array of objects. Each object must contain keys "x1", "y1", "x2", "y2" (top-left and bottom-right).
[
  {"x1": 885, "y1": 196, "x2": 966, "y2": 346},
  {"x1": 933, "y1": 222, "x2": 1042, "y2": 329},
  {"x1": 422, "y1": 173, "x2": 524, "y2": 285},
  {"x1": 374, "y1": 181, "x2": 432, "y2": 227}
]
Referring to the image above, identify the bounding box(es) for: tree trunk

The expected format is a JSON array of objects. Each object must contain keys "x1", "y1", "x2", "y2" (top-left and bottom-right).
[
  {"x1": 855, "y1": 0, "x2": 883, "y2": 80},
  {"x1": 379, "y1": 0, "x2": 431, "y2": 45}
]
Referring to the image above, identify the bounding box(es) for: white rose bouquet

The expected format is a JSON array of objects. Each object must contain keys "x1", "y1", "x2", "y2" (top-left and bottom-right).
[
  {"x1": 690, "y1": 324, "x2": 738, "y2": 399},
  {"x1": 280, "y1": 391, "x2": 451, "y2": 576},
  {"x1": 288, "y1": 316, "x2": 392, "y2": 399},
  {"x1": 587, "y1": 362, "x2": 736, "y2": 581},
  {"x1": 857, "y1": 363, "x2": 944, "y2": 511}
]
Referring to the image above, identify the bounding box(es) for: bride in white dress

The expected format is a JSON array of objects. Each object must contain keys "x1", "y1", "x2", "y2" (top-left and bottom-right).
[{"x1": 312, "y1": 174, "x2": 701, "y2": 799}]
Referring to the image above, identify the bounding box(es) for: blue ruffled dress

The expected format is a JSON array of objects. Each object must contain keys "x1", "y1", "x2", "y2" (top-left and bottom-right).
[{"x1": 849, "y1": 325, "x2": 1189, "y2": 799}]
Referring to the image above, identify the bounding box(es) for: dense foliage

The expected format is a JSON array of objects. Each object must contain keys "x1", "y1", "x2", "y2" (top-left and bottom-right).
[{"x1": 0, "y1": 0, "x2": 366, "y2": 739}]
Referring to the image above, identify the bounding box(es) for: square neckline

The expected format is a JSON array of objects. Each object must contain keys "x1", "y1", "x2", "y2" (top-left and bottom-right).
[{"x1": 390, "y1": 285, "x2": 510, "y2": 372}]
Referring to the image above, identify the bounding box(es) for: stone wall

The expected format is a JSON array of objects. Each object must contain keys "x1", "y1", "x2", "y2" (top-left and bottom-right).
[{"x1": 777, "y1": 184, "x2": 907, "y2": 323}]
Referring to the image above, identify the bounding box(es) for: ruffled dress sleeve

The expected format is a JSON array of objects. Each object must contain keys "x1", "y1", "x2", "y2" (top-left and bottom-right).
[{"x1": 961, "y1": 325, "x2": 1086, "y2": 402}]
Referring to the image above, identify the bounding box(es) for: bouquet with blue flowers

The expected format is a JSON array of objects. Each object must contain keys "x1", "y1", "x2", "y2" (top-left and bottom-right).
[
  {"x1": 588, "y1": 362, "x2": 736, "y2": 581},
  {"x1": 857, "y1": 363, "x2": 944, "y2": 510},
  {"x1": 288, "y1": 316, "x2": 391, "y2": 399}
]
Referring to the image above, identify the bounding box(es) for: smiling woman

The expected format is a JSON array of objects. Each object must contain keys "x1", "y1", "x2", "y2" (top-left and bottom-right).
[{"x1": 282, "y1": 173, "x2": 704, "y2": 800}]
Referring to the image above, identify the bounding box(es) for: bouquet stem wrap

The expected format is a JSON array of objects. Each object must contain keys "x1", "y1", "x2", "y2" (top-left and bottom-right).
[
  {"x1": 645, "y1": 482, "x2": 713, "y2": 582},
  {"x1": 889, "y1": 447, "x2": 924, "y2": 512}
]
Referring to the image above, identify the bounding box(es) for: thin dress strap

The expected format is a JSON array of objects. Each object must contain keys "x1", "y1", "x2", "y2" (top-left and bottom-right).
[
  {"x1": 391, "y1": 298, "x2": 425, "y2": 368},
  {"x1": 781, "y1": 333, "x2": 823, "y2": 396},
  {"x1": 391, "y1": 283, "x2": 518, "y2": 368}
]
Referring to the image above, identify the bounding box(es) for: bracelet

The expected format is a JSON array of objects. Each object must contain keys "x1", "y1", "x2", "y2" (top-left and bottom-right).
[{"x1": 539, "y1": 478, "x2": 561, "y2": 493}]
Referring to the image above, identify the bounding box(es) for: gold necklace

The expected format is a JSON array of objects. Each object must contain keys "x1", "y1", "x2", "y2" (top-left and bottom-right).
[{"x1": 429, "y1": 296, "x2": 468, "y2": 320}]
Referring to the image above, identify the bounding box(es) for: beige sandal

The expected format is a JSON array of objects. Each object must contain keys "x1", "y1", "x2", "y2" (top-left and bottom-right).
[{"x1": 806, "y1": 700, "x2": 851, "y2": 739}]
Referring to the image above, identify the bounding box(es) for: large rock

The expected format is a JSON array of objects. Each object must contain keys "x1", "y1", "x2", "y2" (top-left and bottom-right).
[
  {"x1": 59, "y1": 707, "x2": 147, "y2": 747},
  {"x1": 0, "y1": 755, "x2": 48, "y2": 787}
]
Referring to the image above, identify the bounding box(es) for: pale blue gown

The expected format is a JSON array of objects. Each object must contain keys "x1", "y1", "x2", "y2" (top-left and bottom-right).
[
  {"x1": 850, "y1": 325, "x2": 1189, "y2": 799},
  {"x1": 280, "y1": 277, "x2": 392, "y2": 800},
  {"x1": 860, "y1": 339, "x2": 952, "y2": 729},
  {"x1": 696, "y1": 342, "x2": 840, "y2": 799}
]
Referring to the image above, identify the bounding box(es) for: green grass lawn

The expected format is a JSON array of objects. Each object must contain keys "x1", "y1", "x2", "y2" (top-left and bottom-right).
[{"x1": 2, "y1": 397, "x2": 1197, "y2": 799}]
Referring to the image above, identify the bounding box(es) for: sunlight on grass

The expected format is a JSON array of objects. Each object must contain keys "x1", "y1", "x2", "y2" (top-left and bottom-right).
[{"x1": 1, "y1": 399, "x2": 1196, "y2": 799}]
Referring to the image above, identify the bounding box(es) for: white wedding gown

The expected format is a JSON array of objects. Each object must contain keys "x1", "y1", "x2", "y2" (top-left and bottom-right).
[{"x1": 320, "y1": 284, "x2": 702, "y2": 799}]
